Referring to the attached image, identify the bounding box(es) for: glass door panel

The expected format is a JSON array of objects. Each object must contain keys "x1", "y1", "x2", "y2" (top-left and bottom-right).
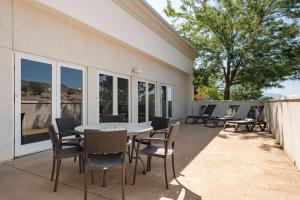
[
  {"x1": 99, "y1": 74, "x2": 113, "y2": 122},
  {"x1": 60, "y1": 67, "x2": 83, "y2": 122},
  {"x1": 118, "y1": 77, "x2": 129, "y2": 122},
  {"x1": 167, "y1": 86, "x2": 173, "y2": 118},
  {"x1": 148, "y1": 83, "x2": 156, "y2": 121},
  {"x1": 161, "y1": 85, "x2": 167, "y2": 117},
  {"x1": 138, "y1": 81, "x2": 146, "y2": 123},
  {"x1": 15, "y1": 54, "x2": 55, "y2": 157},
  {"x1": 21, "y1": 59, "x2": 52, "y2": 145}
]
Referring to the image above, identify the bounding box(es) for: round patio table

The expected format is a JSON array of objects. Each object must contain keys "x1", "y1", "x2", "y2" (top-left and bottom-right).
[{"x1": 74, "y1": 122, "x2": 153, "y2": 163}]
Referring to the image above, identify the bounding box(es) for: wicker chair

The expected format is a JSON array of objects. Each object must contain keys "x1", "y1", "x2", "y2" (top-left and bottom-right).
[
  {"x1": 55, "y1": 117, "x2": 82, "y2": 145},
  {"x1": 48, "y1": 124, "x2": 83, "y2": 192},
  {"x1": 83, "y1": 129, "x2": 129, "y2": 200},
  {"x1": 133, "y1": 121, "x2": 180, "y2": 189},
  {"x1": 150, "y1": 116, "x2": 170, "y2": 137},
  {"x1": 101, "y1": 115, "x2": 125, "y2": 122}
]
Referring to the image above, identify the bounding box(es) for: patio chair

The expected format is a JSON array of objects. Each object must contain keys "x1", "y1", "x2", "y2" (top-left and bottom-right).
[
  {"x1": 223, "y1": 106, "x2": 266, "y2": 132},
  {"x1": 56, "y1": 117, "x2": 82, "y2": 162},
  {"x1": 204, "y1": 105, "x2": 240, "y2": 127},
  {"x1": 150, "y1": 116, "x2": 170, "y2": 137},
  {"x1": 83, "y1": 129, "x2": 129, "y2": 200},
  {"x1": 185, "y1": 105, "x2": 207, "y2": 124},
  {"x1": 48, "y1": 124, "x2": 83, "y2": 192},
  {"x1": 135, "y1": 116, "x2": 170, "y2": 170},
  {"x1": 133, "y1": 121, "x2": 180, "y2": 189},
  {"x1": 193, "y1": 104, "x2": 217, "y2": 124},
  {"x1": 101, "y1": 115, "x2": 125, "y2": 122}
]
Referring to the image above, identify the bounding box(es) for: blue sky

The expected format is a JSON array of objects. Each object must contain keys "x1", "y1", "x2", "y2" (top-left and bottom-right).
[
  {"x1": 21, "y1": 59, "x2": 82, "y2": 90},
  {"x1": 145, "y1": 0, "x2": 300, "y2": 97}
]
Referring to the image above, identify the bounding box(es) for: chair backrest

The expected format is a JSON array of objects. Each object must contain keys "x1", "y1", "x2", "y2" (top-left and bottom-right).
[
  {"x1": 166, "y1": 121, "x2": 180, "y2": 147},
  {"x1": 226, "y1": 105, "x2": 240, "y2": 118},
  {"x1": 56, "y1": 117, "x2": 81, "y2": 132},
  {"x1": 203, "y1": 104, "x2": 217, "y2": 116},
  {"x1": 48, "y1": 124, "x2": 61, "y2": 151},
  {"x1": 246, "y1": 106, "x2": 264, "y2": 120},
  {"x1": 151, "y1": 116, "x2": 169, "y2": 131},
  {"x1": 84, "y1": 129, "x2": 127, "y2": 154},
  {"x1": 101, "y1": 115, "x2": 125, "y2": 123},
  {"x1": 199, "y1": 105, "x2": 207, "y2": 116}
]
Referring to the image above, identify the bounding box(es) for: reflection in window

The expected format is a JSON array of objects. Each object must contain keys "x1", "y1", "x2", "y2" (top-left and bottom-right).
[
  {"x1": 99, "y1": 74, "x2": 113, "y2": 122},
  {"x1": 138, "y1": 81, "x2": 146, "y2": 123},
  {"x1": 161, "y1": 85, "x2": 167, "y2": 117},
  {"x1": 61, "y1": 67, "x2": 83, "y2": 122},
  {"x1": 118, "y1": 78, "x2": 129, "y2": 122},
  {"x1": 167, "y1": 86, "x2": 173, "y2": 118},
  {"x1": 148, "y1": 83, "x2": 155, "y2": 121},
  {"x1": 21, "y1": 59, "x2": 52, "y2": 144}
]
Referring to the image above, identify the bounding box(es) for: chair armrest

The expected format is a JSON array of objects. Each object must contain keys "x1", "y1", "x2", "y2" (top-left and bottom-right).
[
  {"x1": 126, "y1": 139, "x2": 132, "y2": 146},
  {"x1": 137, "y1": 137, "x2": 168, "y2": 144},
  {"x1": 59, "y1": 138, "x2": 84, "y2": 142}
]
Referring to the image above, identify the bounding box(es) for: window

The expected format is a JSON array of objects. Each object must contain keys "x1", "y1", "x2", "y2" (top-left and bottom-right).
[
  {"x1": 98, "y1": 72, "x2": 130, "y2": 122},
  {"x1": 161, "y1": 85, "x2": 167, "y2": 117},
  {"x1": 167, "y1": 86, "x2": 173, "y2": 118},
  {"x1": 138, "y1": 81, "x2": 146, "y2": 123},
  {"x1": 148, "y1": 83, "x2": 156, "y2": 121},
  {"x1": 161, "y1": 85, "x2": 173, "y2": 118},
  {"x1": 99, "y1": 74, "x2": 113, "y2": 121},
  {"x1": 20, "y1": 59, "x2": 52, "y2": 144},
  {"x1": 118, "y1": 77, "x2": 129, "y2": 122},
  {"x1": 60, "y1": 67, "x2": 83, "y2": 122}
]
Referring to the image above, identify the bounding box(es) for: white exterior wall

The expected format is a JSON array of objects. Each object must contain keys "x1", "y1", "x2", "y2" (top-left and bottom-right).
[
  {"x1": 0, "y1": 0, "x2": 194, "y2": 161},
  {"x1": 0, "y1": 0, "x2": 14, "y2": 162},
  {"x1": 264, "y1": 96, "x2": 300, "y2": 169}
]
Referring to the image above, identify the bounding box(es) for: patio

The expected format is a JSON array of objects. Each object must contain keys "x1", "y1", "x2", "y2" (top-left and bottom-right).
[{"x1": 1, "y1": 122, "x2": 299, "y2": 200}]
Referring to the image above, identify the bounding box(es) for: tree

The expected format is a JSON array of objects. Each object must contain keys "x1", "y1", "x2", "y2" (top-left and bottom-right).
[{"x1": 165, "y1": 0, "x2": 300, "y2": 100}]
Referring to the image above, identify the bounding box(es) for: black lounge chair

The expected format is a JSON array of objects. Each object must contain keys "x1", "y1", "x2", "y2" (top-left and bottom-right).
[
  {"x1": 185, "y1": 104, "x2": 216, "y2": 124},
  {"x1": 204, "y1": 105, "x2": 240, "y2": 127},
  {"x1": 223, "y1": 105, "x2": 266, "y2": 132},
  {"x1": 185, "y1": 105, "x2": 206, "y2": 124}
]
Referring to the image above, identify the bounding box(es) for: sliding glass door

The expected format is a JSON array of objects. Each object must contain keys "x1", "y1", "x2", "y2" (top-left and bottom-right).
[
  {"x1": 59, "y1": 64, "x2": 85, "y2": 122},
  {"x1": 98, "y1": 71, "x2": 130, "y2": 122},
  {"x1": 160, "y1": 85, "x2": 173, "y2": 119},
  {"x1": 15, "y1": 53, "x2": 86, "y2": 156},
  {"x1": 99, "y1": 73, "x2": 114, "y2": 120},
  {"x1": 137, "y1": 80, "x2": 156, "y2": 123},
  {"x1": 15, "y1": 54, "x2": 55, "y2": 156}
]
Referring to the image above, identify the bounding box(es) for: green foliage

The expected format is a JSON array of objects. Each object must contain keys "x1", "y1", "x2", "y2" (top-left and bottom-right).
[
  {"x1": 165, "y1": 0, "x2": 300, "y2": 100},
  {"x1": 230, "y1": 85, "x2": 263, "y2": 100}
]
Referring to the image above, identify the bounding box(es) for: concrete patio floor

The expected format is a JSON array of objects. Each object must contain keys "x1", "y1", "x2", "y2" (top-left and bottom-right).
[{"x1": 1, "y1": 122, "x2": 300, "y2": 200}]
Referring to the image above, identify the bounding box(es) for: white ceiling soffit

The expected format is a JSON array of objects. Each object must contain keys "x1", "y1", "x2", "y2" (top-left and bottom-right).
[{"x1": 34, "y1": 0, "x2": 197, "y2": 74}]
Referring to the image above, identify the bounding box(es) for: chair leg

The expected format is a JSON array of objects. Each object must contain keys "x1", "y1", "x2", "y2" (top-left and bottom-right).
[
  {"x1": 146, "y1": 156, "x2": 150, "y2": 171},
  {"x1": 171, "y1": 154, "x2": 176, "y2": 178},
  {"x1": 51, "y1": 156, "x2": 56, "y2": 181},
  {"x1": 54, "y1": 159, "x2": 61, "y2": 192},
  {"x1": 90, "y1": 171, "x2": 95, "y2": 184},
  {"x1": 79, "y1": 156, "x2": 82, "y2": 174},
  {"x1": 234, "y1": 124, "x2": 239, "y2": 133},
  {"x1": 164, "y1": 158, "x2": 169, "y2": 189},
  {"x1": 122, "y1": 162, "x2": 125, "y2": 200},
  {"x1": 132, "y1": 151, "x2": 139, "y2": 185},
  {"x1": 130, "y1": 136, "x2": 136, "y2": 163},
  {"x1": 148, "y1": 156, "x2": 152, "y2": 171},
  {"x1": 74, "y1": 156, "x2": 77, "y2": 163},
  {"x1": 102, "y1": 169, "x2": 107, "y2": 187},
  {"x1": 84, "y1": 165, "x2": 88, "y2": 200}
]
